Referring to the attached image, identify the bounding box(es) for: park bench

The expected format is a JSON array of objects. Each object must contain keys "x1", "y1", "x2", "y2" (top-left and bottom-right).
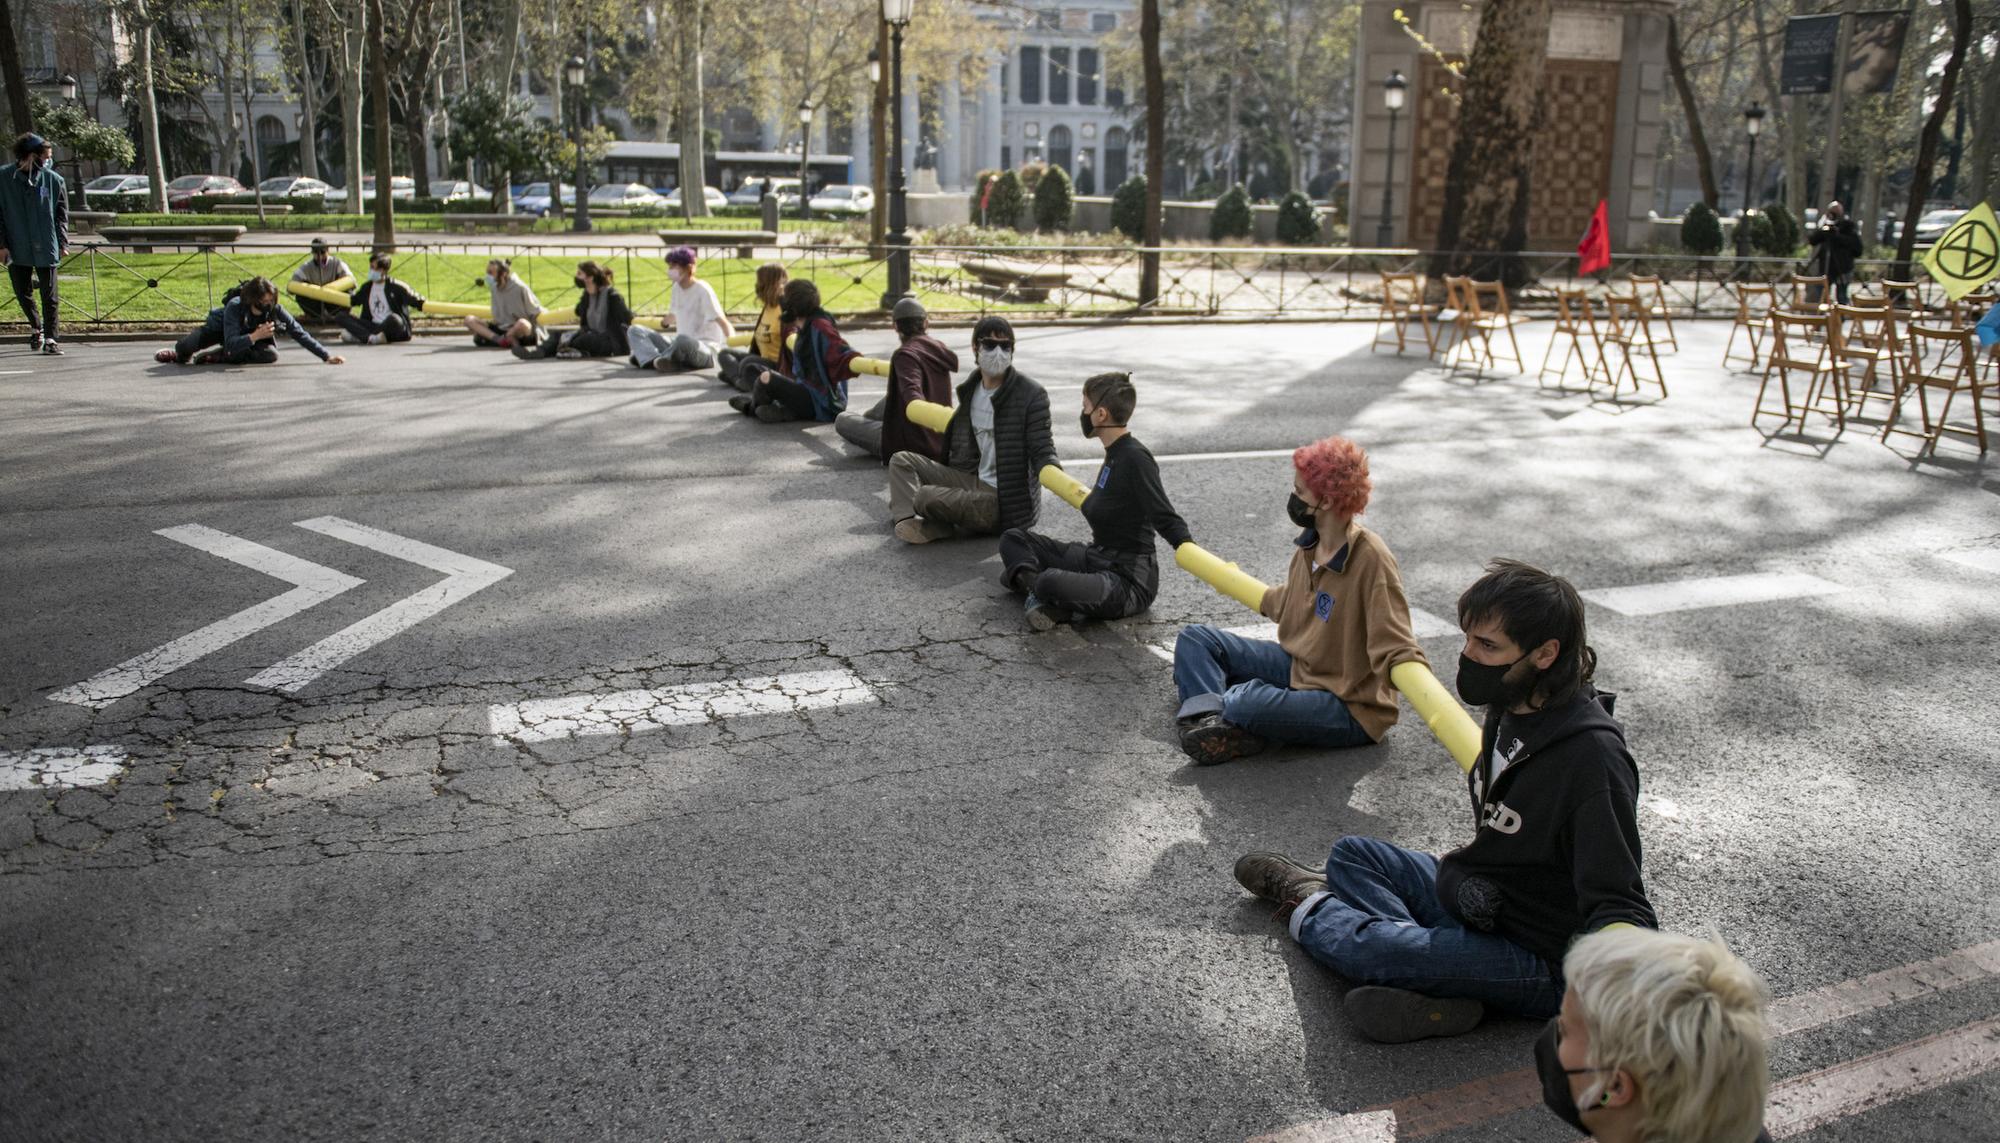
[
  {"x1": 658, "y1": 229, "x2": 777, "y2": 259},
  {"x1": 96, "y1": 224, "x2": 247, "y2": 252},
  {"x1": 214, "y1": 203, "x2": 294, "y2": 216},
  {"x1": 963, "y1": 257, "x2": 1074, "y2": 303},
  {"x1": 441, "y1": 213, "x2": 535, "y2": 234},
  {"x1": 67, "y1": 209, "x2": 114, "y2": 235}
]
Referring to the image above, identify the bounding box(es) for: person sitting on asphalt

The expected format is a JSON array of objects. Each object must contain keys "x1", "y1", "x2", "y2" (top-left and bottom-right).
[
  {"x1": 887, "y1": 315, "x2": 1056, "y2": 544},
  {"x1": 998, "y1": 371, "x2": 1191, "y2": 630},
  {"x1": 629, "y1": 246, "x2": 733, "y2": 373},
  {"x1": 1172, "y1": 435, "x2": 1422, "y2": 763},
  {"x1": 289, "y1": 237, "x2": 353, "y2": 323},
  {"x1": 834, "y1": 295, "x2": 958, "y2": 462},
  {"x1": 0, "y1": 132, "x2": 68, "y2": 355},
  {"x1": 517, "y1": 260, "x2": 631, "y2": 359},
  {"x1": 717, "y1": 263, "x2": 787, "y2": 392},
  {"x1": 464, "y1": 259, "x2": 543, "y2": 350},
  {"x1": 728, "y1": 278, "x2": 860, "y2": 424},
  {"x1": 1538, "y1": 928, "x2": 1770, "y2": 1143},
  {"x1": 337, "y1": 252, "x2": 425, "y2": 345},
  {"x1": 154, "y1": 276, "x2": 347, "y2": 366},
  {"x1": 1231, "y1": 558, "x2": 1656, "y2": 1044}
]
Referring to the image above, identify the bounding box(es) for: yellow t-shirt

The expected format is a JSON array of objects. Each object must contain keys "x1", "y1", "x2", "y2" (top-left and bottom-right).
[{"x1": 752, "y1": 303, "x2": 784, "y2": 360}]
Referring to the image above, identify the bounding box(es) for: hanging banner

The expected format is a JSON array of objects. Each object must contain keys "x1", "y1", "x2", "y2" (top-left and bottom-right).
[
  {"x1": 1844, "y1": 11, "x2": 1910, "y2": 96},
  {"x1": 1781, "y1": 14, "x2": 1843, "y2": 95}
]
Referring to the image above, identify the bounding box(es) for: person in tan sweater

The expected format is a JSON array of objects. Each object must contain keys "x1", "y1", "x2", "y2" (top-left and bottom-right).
[{"x1": 1171, "y1": 435, "x2": 1427, "y2": 764}]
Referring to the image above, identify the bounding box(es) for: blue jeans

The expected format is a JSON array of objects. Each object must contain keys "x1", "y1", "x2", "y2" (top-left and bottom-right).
[
  {"x1": 1292, "y1": 836, "x2": 1562, "y2": 1018},
  {"x1": 1172, "y1": 624, "x2": 1374, "y2": 748}
]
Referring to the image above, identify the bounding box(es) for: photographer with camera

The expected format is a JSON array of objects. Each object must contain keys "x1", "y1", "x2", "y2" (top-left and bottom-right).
[{"x1": 1806, "y1": 201, "x2": 1863, "y2": 306}]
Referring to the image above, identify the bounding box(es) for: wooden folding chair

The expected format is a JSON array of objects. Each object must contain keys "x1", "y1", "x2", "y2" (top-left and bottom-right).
[
  {"x1": 1600, "y1": 294, "x2": 1669, "y2": 400},
  {"x1": 1755, "y1": 311, "x2": 1846, "y2": 435},
  {"x1": 1371, "y1": 272, "x2": 1436, "y2": 355},
  {"x1": 1723, "y1": 282, "x2": 1777, "y2": 371},
  {"x1": 1540, "y1": 288, "x2": 1608, "y2": 390},
  {"x1": 1831, "y1": 303, "x2": 1901, "y2": 420},
  {"x1": 1626, "y1": 273, "x2": 1679, "y2": 351},
  {"x1": 1431, "y1": 276, "x2": 1474, "y2": 365},
  {"x1": 1789, "y1": 273, "x2": 1829, "y2": 313},
  {"x1": 1462, "y1": 279, "x2": 1525, "y2": 376},
  {"x1": 1880, "y1": 279, "x2": 1924, "y2": 315},
  {"x1": 1883, "y1": 325, "x2": 1989, "y2": 454},
  {"x1": 1948, "y1": 291, "x2": 1998, "y2": 327}
]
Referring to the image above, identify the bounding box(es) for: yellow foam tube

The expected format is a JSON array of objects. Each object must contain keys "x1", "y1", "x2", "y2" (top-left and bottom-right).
[
  {"x1": 286, "y1": 280, "x2": 351, "y2": 306},
  {"x1": 1039, "y1": 464, "x2": 1089, "y2": 510},
  {"x1": 418, "y1": 299, "x2": 491, "y2": 318},
  {"x1": 538, "y1": 307, "x2": 579, "y2": 324},
  {"x1": 726, "y1": 331, "x2": 753, "y2": 348},
  {"x1": 906, "y1": 398, "x2": 952, "y2": 434},
  {"x1": 1390, "y1": 661, "x2": 1481, "y2": 774},
  {"x1": 1174, "y1": 542, "x2": 1271, "y2": 612}
]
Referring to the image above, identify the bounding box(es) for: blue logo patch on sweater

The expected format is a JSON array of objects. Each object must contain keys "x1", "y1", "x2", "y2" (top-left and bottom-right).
[
  {"x1": 1314, "y1": 591, "x2": 1334, "y2": 621},
  {"x1": 1095, "y1": 465, "x2": 1111, "y2": 489}
]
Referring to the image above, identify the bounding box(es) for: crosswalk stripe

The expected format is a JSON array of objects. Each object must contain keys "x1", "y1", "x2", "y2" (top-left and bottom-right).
[
  {"x1": 1581, "y1": 572, "x2": 1845, "y2": 616},
  {"x1": 1939, "y1": 547, "x2": 2000, "y2": 574},
  {"x1": 487, "y1": 668, "x2": 878, "y2": 744},
  {"x1": 0, "y1": 747, "x2": 129, "y2": 792}
]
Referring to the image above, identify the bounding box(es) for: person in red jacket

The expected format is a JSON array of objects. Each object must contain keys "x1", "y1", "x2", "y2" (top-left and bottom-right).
[{"x1": 834, "y1": 296, "x2": 959, "y2": 462}]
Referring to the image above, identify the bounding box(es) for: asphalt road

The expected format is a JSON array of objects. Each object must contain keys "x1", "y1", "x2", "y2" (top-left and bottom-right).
[{"x1": 2, "y1": 317, "x2": 1997, "y2": 1142}]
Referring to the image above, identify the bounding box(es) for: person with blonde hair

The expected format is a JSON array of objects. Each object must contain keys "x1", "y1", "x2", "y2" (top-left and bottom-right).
[
  {"x1": 1539, "y1": 927, "x2": 1770, "y2": 1143},
  {"x1": 717, "y1": 263, "x2": 787, "y2": 391}
]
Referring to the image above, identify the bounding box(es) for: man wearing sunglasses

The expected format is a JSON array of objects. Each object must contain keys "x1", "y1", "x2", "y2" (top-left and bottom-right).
[{"x1": 887, "y1": 316, "x2": 1058, "y2": 544}]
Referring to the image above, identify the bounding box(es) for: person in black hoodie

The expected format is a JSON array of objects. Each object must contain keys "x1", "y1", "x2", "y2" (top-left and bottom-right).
[
  {"x1": 887, "y1": 315, "x2": 1057, "y2": 543},
  {"x1": 1231, "y1": 559, "x2": 1656, "y2": 1044},
  {"x1": 998, "y1": 371, "x2": 1191, "y2": 629},
  {"x1": 336, "y1": 252, "x2": 425, "y2": 345},
  {"x1": 1805, "y1": 201, "x2": 1863, "y2": 305}
]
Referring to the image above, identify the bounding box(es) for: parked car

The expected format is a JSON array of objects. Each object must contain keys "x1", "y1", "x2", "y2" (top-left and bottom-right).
[
  {"x1": 809, "y1": 184, "x2": 874, "y2": 215},
  {"x1": 728, "y1": 176, "x2": 797, "y2": 206},
  {"x1": 82, "y1": 174, "x2": 149, "y2": 206},
  {"x1": 662, "y1": 184, "x2": 728, "y2": 210},
  {"x1": 257, "y1": 176, "x2": 332, "y2": 199},
  {"x1": 322, "y1": 176, "x2": 418, "y2": 206},
  {"x1": 1912, "y1": 207, "x2": 1968, "y2": 246},
  {"x1": 428, "y1": 179, "x2": 492, "y2": 203},
  {"x1": 515, "y1": 182, "x2": 575, "y2": 217},
  {"x1": 588, "y1": 182, "x2": 668, "y2": 209},
  {"x1": 166, "y1": 174, "x2": 244, "y2": 210}
]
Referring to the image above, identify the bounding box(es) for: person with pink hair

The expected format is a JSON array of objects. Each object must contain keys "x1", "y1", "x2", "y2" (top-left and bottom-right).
[{"x1": 1171, "y1": 435, "x2": 1427, "y2": 764}]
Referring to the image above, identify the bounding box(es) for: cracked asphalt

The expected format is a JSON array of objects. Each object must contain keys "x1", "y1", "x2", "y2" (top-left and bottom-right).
[{"x1": 2, "y1": 319, "x2": 1997, "y2": 1141}]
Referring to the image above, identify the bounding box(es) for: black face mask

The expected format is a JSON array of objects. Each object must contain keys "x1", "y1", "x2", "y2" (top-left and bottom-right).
[
  {"x1": 1286, "y1": 492, "x2": 1317, "y2": 529},
  {"x1": 1534, "y1": 1020, "x2": 1597, "y2": 1135},
  {"x1": 574, "y1": 276, "x2": 587, "y2": 289},
  {"x1": 1455, "y1": 651, "x2": 1529, "y2": 707},
  {"x1": 1080, "y1": 411, "x2": 1097, "y2": 439}
]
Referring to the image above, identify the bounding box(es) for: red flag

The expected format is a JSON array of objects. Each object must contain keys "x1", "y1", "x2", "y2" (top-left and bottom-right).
[{"x1": 1577, "y1": 200, "x2": 1611, "y2": 276}]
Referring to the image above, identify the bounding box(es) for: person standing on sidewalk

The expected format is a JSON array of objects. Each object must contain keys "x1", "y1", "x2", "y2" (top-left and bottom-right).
[{"x1": 0, "y1": 133, "x2": 69, "y2": 354}]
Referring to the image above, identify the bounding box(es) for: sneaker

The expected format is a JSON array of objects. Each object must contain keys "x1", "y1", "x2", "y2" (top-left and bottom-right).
[
  {"x1": 189, "y1": 346, "x2": 222, "y2": 365},
  {"x1": 1024, "y1": 593, "x2": 1071, "y2": 631},
  {"x1": 753, "y1": 403, "x2": 796, "y2": 423},
  {"x1": 653, "y1": 356, "x2": 690, "y2": 374},
  {"x1": 367, "y1": 333, "x2": 384, "y2": 346},
  {"x1": 340, "y1": 330, "x2": 362, "y2": 344},
  {"x1": 628, "y1": 355, "x2": 642, "y2": 368},
  {"x1": 894, "y1": 516, "x2": 940, "y2": 545},
  {"x1": 497, "y1": 335, "x2": 515, "y2": 349},
  {"x1": 154, "y1": 348, "x2": 178, "y2": 364},
  {"x1": 728, "y1": 395, "x2": 755, "y2": 415},
  {"x1": 510, "y1": 342, "x2": 538, "y2": 360},
  {"x1": 556, "y1": 347, "x2": 582, "y2": 359},
  {"x1": 1232, "y1": 852, "x2": 1328, "y2": 921},
  {"x1": 29, "y1": 331, "x2": 42, "y2": 351},
  {"x1": 1179, "y1": 713, "x2": 1266, "y2": 765},
  {"x1": 41, "y1": 339, "x2": 61, "y2": 355},
  {"x1": 1343, "y1": 986, "x2": 1485, "y2": 1044}
]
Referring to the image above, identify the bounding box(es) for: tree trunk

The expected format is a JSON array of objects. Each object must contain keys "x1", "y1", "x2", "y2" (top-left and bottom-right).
[
  {"x1": 134, "y1": 1, "x2": 168, "y2": 210},
  {"x1": 1139, "y1": 0, "x2": 1163, "y2": 304},
  {"x1": 491, "y1": 0, "x2": 521, "y2": 93},
  {"x1": 1857, "y1": 162, "x2": 1882, "y2": 251},
  {"x1": 1431, "y1": 0, "x2": 1553, "y2": 284},
  {"x1": 292, "y1": 0, "x2": 319, "y2": 179},
  {"x1": 1893, "y1": 0, "x2": 1972, "y2": 278},
  {"x1": 1973, "y1": 39, "x2": 2000, "y2": 206},
  {"x1": 0, "y1": 0, "x2": 32, "y2": 134},
  {"x1": 1666, "y1": 15, "x2": 1719, "y2": 208},
  {"x1": 341, "y1": 0, "x2": 365, "y2": 213},
  {"x1": 676, "y1": 0, "x2": 707, "y2": 219},
  {"x1": 407, "y1": 95, "x2": 431, "y2": 192},
  {"x1": 368, "y1": 0, "x2": 394, "y2": 248}
]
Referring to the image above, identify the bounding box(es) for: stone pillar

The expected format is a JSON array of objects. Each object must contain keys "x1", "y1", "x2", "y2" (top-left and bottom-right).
[
  {"x1": 900, "y1": 67, "x2": 920, "y2": 181},
  {"x1": 852, "y1": 77, "x2": 873, "y2": 186},
  {"x1": 940, "y1": 67, "x2": 964, "y2": 190},
  {"x1": 980, "y1": 59, "x2": 1004, "y2": 173},
  {"x1": 1352, "y1": 0, "x2": 1418, "y2": 245}
]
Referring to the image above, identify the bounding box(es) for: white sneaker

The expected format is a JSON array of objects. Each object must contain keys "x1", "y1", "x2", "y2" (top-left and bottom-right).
[
  {"x1": 367, "y1": 333, "x2": 384, "y2": 345},
  {"x1": 340, "y1": 330, "x2": 361, "y2": 344}
]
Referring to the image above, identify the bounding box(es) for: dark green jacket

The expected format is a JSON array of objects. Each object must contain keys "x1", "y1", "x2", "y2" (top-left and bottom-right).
[{"x1": 0, "y1": 164, "x2": 69, "y2": 267}]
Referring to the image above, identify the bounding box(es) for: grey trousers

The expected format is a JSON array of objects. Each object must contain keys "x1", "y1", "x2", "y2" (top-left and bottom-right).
[
  {"x1": 835, "y1": 397, "x2": 887, "y2": 458},
  {"x1": 629, "y1": 327, "x2": 718, "y2": 369},
  {"x1": 888, "y1": 451, "x2": 999, "y2": 537}
]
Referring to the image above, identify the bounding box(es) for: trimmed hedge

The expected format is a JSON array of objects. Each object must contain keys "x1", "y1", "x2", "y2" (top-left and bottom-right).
[
  {"x1": 1033, "y1": 163, "x2": 1075, "y2": 232},
  {"x1": 1758, "y1": 202, "x2": 1800, "y2": 256},
  {"x1": 1681, "y1": 201, "x2": 1724, "y2": 256},
  {"x1": 1110, "y1": 175, "x2": 1148, "y2": 242},
  {"x1": 1275, "y1": 192, "x2": 1321, "y2": 246},
  {"x1": 1210, "y1": 184, "x2": 1253, "y2": 241}
]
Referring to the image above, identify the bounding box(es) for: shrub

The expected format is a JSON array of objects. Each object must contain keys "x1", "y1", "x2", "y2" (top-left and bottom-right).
[
  {"x1": 1018, "y1": 161, "x2": 1048, "y2": 196},
  {"x1": 1110, "y1": 174, "x2": 1149, "y2": 241},
  {"x1": 985, "y1": 169, "x2": 1027, "y2": 231},
  {"x1": 1275, "y1": 191, "x2": 1322, "y2": 246},
  {"x1": 1757, "y1": 201, "x2": 1799, "y2": 256},
  {"x1": 1681, "y1": 201, "x2": 1724, "y2": 256},
  {"x1": 969, "y1": 169, "x2": 1001, "y2": 216},
  {"x1": 1738, "y1": 211, "x2": 1774, "y2": 256},
  {"x1": 1032, "y1": 163, "x2": 1075, "y2": 231},
  {"x1": 1210, "y1": 184, "x2": 1253, "y2": 241}
]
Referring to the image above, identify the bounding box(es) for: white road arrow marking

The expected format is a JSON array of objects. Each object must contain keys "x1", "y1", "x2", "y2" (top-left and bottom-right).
[
  {"x1": 48, "y1": 525, "x2": 364, "y2": 708},
  {"x1": 0, "y1": 747, "x2": 130, "y2": 791},
  {"x1": 244, "y1": 516, "x2": 513, "y2": 693}
]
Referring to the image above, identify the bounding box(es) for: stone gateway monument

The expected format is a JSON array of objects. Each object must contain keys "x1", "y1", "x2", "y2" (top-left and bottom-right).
[{"x1": 1350, "y1": 0, "x2": 1672, "y2": 252}]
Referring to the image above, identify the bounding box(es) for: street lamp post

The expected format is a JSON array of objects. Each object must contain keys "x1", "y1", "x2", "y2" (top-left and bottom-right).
[
  {"x1": 1738, "y1": 103, "x2": 1765, "y2": 258},
  {"x1": 566, "y1": 55, "x2": 591, "y2": 233},
  {"x1": 1375, "y1": 69, "x2": 1406, "y2": 248},
  {"x1": 56, "y1": 74, "x2": 84, "y2": 212},
  {"x1": 882, "y1": 0, "x2": 914, "y2": 306},
  {"x1": 797, "y1": 100, "x2": 815, "y2": 221}
]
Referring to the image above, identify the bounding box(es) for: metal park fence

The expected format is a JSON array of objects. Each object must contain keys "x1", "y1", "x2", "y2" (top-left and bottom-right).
[{"x1": 29, "y1": 240, "x2": 1948, "y2": 328}]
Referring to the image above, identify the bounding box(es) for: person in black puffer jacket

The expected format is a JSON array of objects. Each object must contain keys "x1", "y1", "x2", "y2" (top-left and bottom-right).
[
  {"x1": 887, "y1": 315, "x2": 1058, "y2": 544},
  {"x1": 1805, "y1": 201, "x2": 1864, "y2": 305}
]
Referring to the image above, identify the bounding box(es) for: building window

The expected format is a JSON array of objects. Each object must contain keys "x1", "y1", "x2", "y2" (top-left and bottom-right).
[
  {"x1": 1001, "y1": 144, "x2": 1012, "y2": 170},
  {"x1": 1078, "y1": 48, "x2": 1099, "y2": 105},
  {"x1": 1049, "y1": 47, "x2": 1070, "y2": 105},
  {"x1": 1036, "y1": 7, "x2": 1059, "y2": 30},
  {"x1": 1106, "y1": 72, "x2": 1124, "y2": 109},
  {"x1": 1076, "y1": 147, "x2": 1096, "y2": 194},
  {"x1": 1019, "y1": 46, "x2": 1042, "y2": 104},
  {"x1": 1048, "y1": 124, "x2": 1073, "y2": 176},
  {"x1": 1091, "y1": 12, "x2": 1116, "y2": 32},
  {"x1": 1105, "y1": 126, "x2": 1129, "y2": 188}
]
